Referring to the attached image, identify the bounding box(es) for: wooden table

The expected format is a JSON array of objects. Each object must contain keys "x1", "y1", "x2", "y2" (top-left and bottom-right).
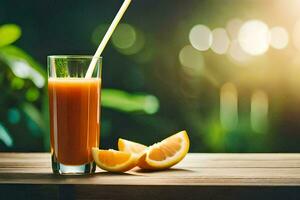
[{"x1": 1, "y1": 153, "x2": 300, "y2": 200}]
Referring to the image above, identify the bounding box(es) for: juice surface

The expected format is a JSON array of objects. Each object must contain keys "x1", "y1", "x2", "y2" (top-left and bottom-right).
[{"x1": 48, "y1": 78, "x2": 101, "y2": 165}]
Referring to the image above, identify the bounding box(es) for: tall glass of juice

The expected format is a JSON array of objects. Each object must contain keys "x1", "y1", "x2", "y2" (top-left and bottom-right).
[{"x1": 47, "y1": 55, "x2": 101, "y2": 175}]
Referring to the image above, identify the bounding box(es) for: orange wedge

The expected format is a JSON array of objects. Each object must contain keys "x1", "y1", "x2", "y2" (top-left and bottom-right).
[
  {"x1": 92, "y1": 148, "x2": 138, "y2": 172},
  {"x1": 138, "y1": 130, "x2": 190, "y2": 170},
  {"x1": 118, "y1": 138, "x2": 147, "y2": 157}
]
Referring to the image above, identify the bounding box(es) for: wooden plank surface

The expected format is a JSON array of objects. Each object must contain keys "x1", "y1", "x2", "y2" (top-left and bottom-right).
[
  {"x1": 1, "y1": 153, "x2": 300, "y2": 200},
  {"x1": 1, "y1": 153, "x2": 300, "y2": 186}
]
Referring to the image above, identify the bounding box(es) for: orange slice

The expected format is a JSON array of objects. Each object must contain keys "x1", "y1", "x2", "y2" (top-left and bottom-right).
[
  {"x1": 138, "y1": 130, "x2": 189, "y2": 170},
  {"x1": 118, "y1": 138, "x2": 147, "y2": 157},
  {"x1": 92, "y1": 148, "x2": 138, "y2": 172}
]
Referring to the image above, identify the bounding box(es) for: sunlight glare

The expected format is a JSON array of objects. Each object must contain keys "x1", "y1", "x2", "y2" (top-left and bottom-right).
[{"x1": 238, "y1": 20, "x2": 270, "y2": 55}]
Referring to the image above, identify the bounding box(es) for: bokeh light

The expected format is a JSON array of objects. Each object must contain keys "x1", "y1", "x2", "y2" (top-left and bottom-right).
[
  {"x1": 251, "y1": 90, "x2": 268, "y2": 133},
  {"x1": 92, "y1": 24, "x2": 109, "y2": 45},
  {"x1": 25, "y1": 88, "x2": 40, "y2": 102},
  {"x1": 189, "y1": 25, "x2": 213, "y2": 51},
  {"x1": 269, "y1": 26, "x2": 289, "y2": 49},
  {"x1": 228, "y1": 40, "x2": 251, "y2": 62},
  {"x1": 226, "y1": 18, "x2": 243, "y2": 39},
  {"x1": 7, "y1": 108, "x2": 21, "y2": 124},
  {"x1": 292, "y1": 19, "x2": 300, "y2": 51},
  {"x1": 117, "y1": 29, "x2": 145, "y2": 55},
  {"x1": 92, "y1": 23, "x2": 144, "y2": 56},
  {"x1": 179, "y1": 45, "x2": 205, "y2": 75},
  {"x1": 112, "y1": 23, "x2": 136, "y2": 49},
  {"x1": 211, "y1": 28, "x2": 230, "y2": 55},
  {"x1": 220, "y1": 82, "x2": 238, "y2": 130},
  {"x1": 144, "y1": 95, "x2": 160, "y2": 114},
  {"x1": 238, "y1": 20, "x2": 270, "y2": 55},
  {"x1": 10, "y1": 77, "x2": 24, "y2": 90}
]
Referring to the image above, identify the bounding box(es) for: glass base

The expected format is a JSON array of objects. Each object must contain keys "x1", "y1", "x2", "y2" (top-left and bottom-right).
[{"x1": 51, "y1": 154, "x2": 96, "y2": 175}]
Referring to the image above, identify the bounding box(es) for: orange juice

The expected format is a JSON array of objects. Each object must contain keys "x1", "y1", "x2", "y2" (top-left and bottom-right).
[{"x1": 48, "y1": 78, "x2": 101, "y2": 165}]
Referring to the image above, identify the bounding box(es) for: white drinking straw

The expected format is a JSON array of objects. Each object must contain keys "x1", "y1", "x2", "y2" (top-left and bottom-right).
[{"x1": 85, "y1": 0, "x2": 132, "y2": 78}]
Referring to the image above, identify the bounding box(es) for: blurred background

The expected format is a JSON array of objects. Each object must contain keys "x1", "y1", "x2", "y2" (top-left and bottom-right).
[{"x1": 1, "y1": 0, "x2": 300, "y2": 153}]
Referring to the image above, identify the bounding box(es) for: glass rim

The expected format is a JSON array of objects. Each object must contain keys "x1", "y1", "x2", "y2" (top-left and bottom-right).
[{"x1": 48, "y1": 55, "x2": 102, "y2": 59}]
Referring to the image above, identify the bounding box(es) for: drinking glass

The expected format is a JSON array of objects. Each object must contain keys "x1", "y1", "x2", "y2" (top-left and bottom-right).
[{"x1": 47, "y1": 55, "x2": 102, "y2": 175}]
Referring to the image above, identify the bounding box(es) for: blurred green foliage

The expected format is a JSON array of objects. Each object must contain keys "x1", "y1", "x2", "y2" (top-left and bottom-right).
[
  {"x1": 0, "y1": 24, "x2": 21, "y2": 47},
  {"x1": 0, "y1": 24, "x2": 160, "y2": 151},
  {"x1": 102, "y1": 89, "x2": 159, "y2": 114},
  {"x1": 0, "y1": 24, "x2": 46, "y2": 150}
]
